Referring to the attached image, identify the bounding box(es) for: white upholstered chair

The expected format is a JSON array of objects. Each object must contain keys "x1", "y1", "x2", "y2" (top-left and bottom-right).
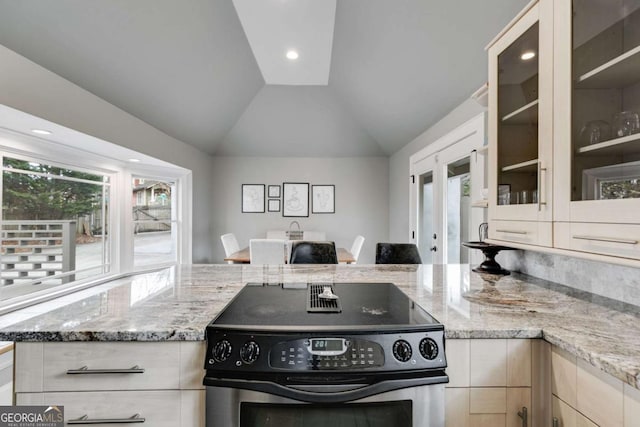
[
  {"x1": 302, "y1": 231, "x2": 326, "y2": 241},
  {"x1": 250, "y1": 239, "x2": 287, "y2": 264},
  {"x1": 220, "y1": 233, "x2": 240, "y2": 263},
  {"x1": 266, "y1": 230, "x2": 287, "y2": 239},
  {"x1": 350, "y1": 235, "x2": 365, "y2": 263}
]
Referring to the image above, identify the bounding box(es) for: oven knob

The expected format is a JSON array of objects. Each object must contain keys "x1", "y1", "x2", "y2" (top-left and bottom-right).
[
  {"x1": 240, "y1": 341, "x2": 260, "y2": 364},
  {"x1": 392, "y1": 340, "x2": 412, "y2": 362},
  {"x1": 212, "y1": 340, "x2": 232, "y2": 363},
  {"x1": 419, "y1": 338, "x2": 439, "y2": 360}
]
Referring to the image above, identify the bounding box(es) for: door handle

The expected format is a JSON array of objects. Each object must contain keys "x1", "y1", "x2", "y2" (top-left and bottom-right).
[
  {"x1": 430, "y1": 246, "x2": 437, "y2": 252},
  {"x1": 517, "y1": 406, "x2": 527, "y2": 427}
]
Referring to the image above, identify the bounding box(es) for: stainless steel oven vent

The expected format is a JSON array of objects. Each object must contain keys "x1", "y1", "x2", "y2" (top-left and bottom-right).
[{"x1": 307, "y1": 284, "x2": 342, "y2": 313}]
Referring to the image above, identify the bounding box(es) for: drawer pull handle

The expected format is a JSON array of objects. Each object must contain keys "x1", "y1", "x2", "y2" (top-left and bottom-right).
[
  {"x1": 573, "y1": 235, "x2": 638, "y2": 245},
  {"x1": 67, "y1": 365, "x2": 145, "y2": 375},
  {"x1": 495, "y1": 229, "x2": 528, "y2": 235},
  {"x1": 68, "y1": 413, "x2": 145, "y2": 424}
]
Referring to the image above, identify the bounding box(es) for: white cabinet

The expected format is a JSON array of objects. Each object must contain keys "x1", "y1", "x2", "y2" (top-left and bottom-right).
[
  {"x1": 487, "y1": 0, "x2": 554, "y2": 247},
  {"x1": 487, "y1": 0, "x2": 640, "y2": 264},
  {"x1": 548, "y1": 345, "x2": 640, "y2": 427},
  {"x1": 445, "y1": 339, "x2": 533, "y2": 427},
  {"x1": 14, "y1": 341, "x2": 205, "y2": 427},
  {"x1": 552, "y1": 0, "x2": 640, "y2": 261}
]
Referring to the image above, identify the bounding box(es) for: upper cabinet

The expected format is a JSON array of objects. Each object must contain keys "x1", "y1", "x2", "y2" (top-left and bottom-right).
[
  {"x1": 488, "y1": 0, "x2": 640, "y2": 263},
  {"x1": 487, "y1": 0, "x2": 554, "y2": 247},
  {"x1": 554, "y1": 0, "x2": 640, "y2": 260}
]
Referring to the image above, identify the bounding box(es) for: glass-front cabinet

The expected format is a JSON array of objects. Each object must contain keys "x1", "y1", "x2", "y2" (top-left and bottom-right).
[
  {"x1": 554, "y1": 0, "x2": 640, "y2": 260},
  {"x1": 488, "y1": 0, "x2": 553, "y2": 247}
]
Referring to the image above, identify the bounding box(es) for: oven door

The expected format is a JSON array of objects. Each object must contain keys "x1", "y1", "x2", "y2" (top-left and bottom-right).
[{"x1": 206, "y1": 383, "x2": 444, "y2": 427}]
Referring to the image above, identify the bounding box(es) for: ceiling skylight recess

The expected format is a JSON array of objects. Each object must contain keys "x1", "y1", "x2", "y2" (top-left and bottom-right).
[{"x1": 232, "y1": 0, "x2": 336, "y2": 85}]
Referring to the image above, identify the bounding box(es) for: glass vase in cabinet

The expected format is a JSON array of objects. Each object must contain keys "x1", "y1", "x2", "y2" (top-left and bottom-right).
[{"x1": 487, "y1": 0, "x2": 553, "y2": 247}]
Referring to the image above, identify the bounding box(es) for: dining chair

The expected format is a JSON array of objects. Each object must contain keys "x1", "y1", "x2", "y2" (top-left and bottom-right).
[
  {"x1": 349, "y1": 235, "x2": 365, "y2": 263},
  {"x1": 290, "y1": 241, "x2": 338, "y2": 264},
  {"x1": 266, "y1": 230, "x2": 287, "y2": 239},
  {"x1": 220, "y1": 233, "x2": 240, "y2": 263},
  {"x1": 250, "y1": 239, "x2": 287, "y2": 264},
  {"x1": 375, "y1": 243, "x2": 422, "y2": 264},
  {"x1": 302, "y1": 231, "x2": 326, "y2": 241}
]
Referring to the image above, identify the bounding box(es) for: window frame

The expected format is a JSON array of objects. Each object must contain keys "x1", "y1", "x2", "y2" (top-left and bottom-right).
[{"x1": 0, "y1": 128, "x2": 192, "y2": 313}]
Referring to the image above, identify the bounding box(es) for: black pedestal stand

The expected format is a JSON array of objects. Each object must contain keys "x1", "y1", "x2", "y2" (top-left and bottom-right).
[{"x1": 462, "y1": 241, "x2": 514, "y2": 275}]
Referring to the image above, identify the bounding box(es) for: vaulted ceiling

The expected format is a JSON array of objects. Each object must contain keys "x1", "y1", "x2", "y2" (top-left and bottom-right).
[{"x1": 0, "y1": 0, "x2": 529, "y2": 157}]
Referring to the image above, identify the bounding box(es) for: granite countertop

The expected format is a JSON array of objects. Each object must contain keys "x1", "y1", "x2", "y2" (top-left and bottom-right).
[{"x1": 0, "y1": 264, "x2": 638, "y2": 390}]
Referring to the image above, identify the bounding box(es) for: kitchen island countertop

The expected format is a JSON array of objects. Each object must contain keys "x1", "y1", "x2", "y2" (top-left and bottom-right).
[{"x1": 0, "y1": 264, "x2": 638, "y2": 390}]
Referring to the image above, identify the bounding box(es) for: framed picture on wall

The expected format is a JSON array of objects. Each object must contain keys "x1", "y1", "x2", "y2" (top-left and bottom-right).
[
  {"x1": 268, "y1": 199, "x2": 280, "y2": 212},
  {"x1": 312, "y1": 185, "x2": 335, "y2": 214},
  {"x1": 242, "y1": 184, "x2": 265, "y2": 213},
  {"x1": 268, "y1": 185, "x2": 281, "y2": 198},
  {"x1": 282, "y1": 182, "x2": 309, "y2": 217}
]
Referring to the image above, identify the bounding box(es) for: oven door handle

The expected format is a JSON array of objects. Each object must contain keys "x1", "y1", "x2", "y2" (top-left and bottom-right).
[{"x1": 204, "y1": 372, "x2": 448, "y2": 404}]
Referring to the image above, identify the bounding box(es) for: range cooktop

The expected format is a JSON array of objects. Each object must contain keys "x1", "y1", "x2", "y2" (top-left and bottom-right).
[{"x1": 210, "y1": 282, "x2": 441, "y2": 332}]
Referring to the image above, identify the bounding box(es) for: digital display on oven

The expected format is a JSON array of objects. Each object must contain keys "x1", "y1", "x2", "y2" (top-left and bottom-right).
[
  {"x1": 311, "y1": 339, "x2": 343, "y2": 352},
  {"x1": 305, "y1": 338, "x2": 348, "y2": 356}
]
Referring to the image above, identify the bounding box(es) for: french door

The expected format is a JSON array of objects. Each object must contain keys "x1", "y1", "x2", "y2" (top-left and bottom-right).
[{"x1": 410, "y1": 114, "x2": 486, "y2": 265}]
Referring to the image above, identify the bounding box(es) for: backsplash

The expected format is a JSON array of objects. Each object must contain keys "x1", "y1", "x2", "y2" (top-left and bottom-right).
[{"x1": 499, "y1": 250, "x2": 640, "y2": 307}]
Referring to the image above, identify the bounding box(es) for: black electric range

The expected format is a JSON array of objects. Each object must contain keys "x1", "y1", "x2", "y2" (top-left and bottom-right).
[{"x1": 203, "y1": 282, "x2": 448, "y2": 403}]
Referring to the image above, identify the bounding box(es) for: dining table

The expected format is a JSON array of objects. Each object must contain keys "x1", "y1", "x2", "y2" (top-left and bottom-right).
[{"x1": 225, "y1": 247, "x2": 356, "y2": 264}]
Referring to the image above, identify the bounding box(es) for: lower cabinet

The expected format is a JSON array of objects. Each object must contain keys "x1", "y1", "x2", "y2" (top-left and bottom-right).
[
  {"x1": 550, "y1": 346, "x2": 640, "y2": 427},
  {"x1": 445, "y1": 339, "x2": 533, "y2": 427},
  {"x1": 14, "y1": 341, "x2": 206, "y2": 427},
  {"x1": 445, "y1": 339, "x2": 640, "y2": 427}
]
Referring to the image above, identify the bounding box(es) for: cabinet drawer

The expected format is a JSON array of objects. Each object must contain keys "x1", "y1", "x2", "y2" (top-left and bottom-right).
[
  {"x1": 555, "y1": 222, "x2": 640, "y2": 261},
  {"x1": 488, "y1": 220, "x2": 552, "y2": 247},
  {"x1": 17, "y1": 390, "x2": 182, "y2": 426},
  {"x1": 16, "y1": 342, "x2": 181, "y2": 392}
]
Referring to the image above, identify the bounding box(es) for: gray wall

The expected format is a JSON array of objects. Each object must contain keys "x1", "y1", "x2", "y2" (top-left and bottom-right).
[
  {"x1": 389, "y1": 98, "x2": 486, "y2": 241},
  {"x1": 0, "y1": 44, "x2": 214, "y2": 262},
  {"x1": 211, "y1": 156, "x2": 389, "y2": 264}
]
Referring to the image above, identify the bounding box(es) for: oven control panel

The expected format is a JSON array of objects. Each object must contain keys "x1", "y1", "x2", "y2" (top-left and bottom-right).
[
  {"x1": 271, "y1": 337, "x2": 384, "y2": 370},
  {"x1": 205, "y1": 330, "x2": 446, "y2": 373}
]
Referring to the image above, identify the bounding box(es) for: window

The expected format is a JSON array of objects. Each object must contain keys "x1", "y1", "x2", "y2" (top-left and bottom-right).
[
  {"x1": 0, "y1": 127, "x2": 191, "y2": 312},
  {"x1": 132, "y1": 176, "x2": 177, "y2": 268},
  {"x1": 1, "y1": 155, "x2": 111, "y2": 301}
]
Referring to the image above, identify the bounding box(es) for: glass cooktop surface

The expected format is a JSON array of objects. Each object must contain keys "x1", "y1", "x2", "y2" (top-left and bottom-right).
[{"x1": 210, "y1": 282, "x2": 441, "y2": 331}]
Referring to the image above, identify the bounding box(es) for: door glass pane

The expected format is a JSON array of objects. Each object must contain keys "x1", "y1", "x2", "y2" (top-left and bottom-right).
[
  {"x1": 418, "y1": 171, "x2": 434, "y2": 264},
  {"x1": 241, "y1": 401, "x2": 412, "y2": 427},
  {"x1": 132, "y1": 177, "x2": 177, "y2": 267},
  {"x1": 572, "y1": 0, "x2": 640, "y2": 201},
  {"x1": 1, "y1": 156, "x2": 110, "y2": 300},
  {"x1": 497, "y1": 23, "x2": 539, "y2": 205},
  {"x1": 446, "y1": 158, "x2": 471, "y2": 264}
]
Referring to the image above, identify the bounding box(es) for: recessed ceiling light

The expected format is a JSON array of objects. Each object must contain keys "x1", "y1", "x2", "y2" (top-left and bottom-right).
[
  {"x1": 286, "y1": 50, "x2": 299, "y2": 60},
  {"x1": 521, "y1": 51, "x2": 536, "y2": 61},
  {"x1": 128, "y1": 158, "x2": 141, "y2": 163},
  {"x1": 31, "y1": 129, "x2": 52, "y2": 135}
]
